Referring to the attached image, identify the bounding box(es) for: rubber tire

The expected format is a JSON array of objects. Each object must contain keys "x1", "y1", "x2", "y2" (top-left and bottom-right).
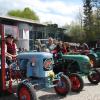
[
  {"x1": 69, "y1": 73, "x2": 84, "y2": 93},
  {"x1": 17, "y1": 81, "x2": 37, "y2": 100},
  {"x1": 88, "y1": 54, "x2": 96, "y2": 67},
  {"x1": 88, "y1": 69, "x2": 100, "y2": 84},
  {"x1": 53, "y1": 74, "x2": 71, "y2": 97}
]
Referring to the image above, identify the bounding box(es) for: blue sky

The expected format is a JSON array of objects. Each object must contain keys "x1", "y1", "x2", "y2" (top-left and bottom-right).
[{"x1": 0, "y1": 0, "x2": 83, "y2": 26}]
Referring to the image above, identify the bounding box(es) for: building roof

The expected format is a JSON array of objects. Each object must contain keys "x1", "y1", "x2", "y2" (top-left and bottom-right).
[{"x1": 0, "y1": 16, "x2": 46, "y2": 26}]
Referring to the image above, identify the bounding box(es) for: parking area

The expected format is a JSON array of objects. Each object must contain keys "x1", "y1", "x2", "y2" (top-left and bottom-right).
[
  {"x1": 37, "y1": 76, "x2": 100, "y2": 100},
  {"x1": 0, "y1": 76, "x2": 100, "y2": 100}
]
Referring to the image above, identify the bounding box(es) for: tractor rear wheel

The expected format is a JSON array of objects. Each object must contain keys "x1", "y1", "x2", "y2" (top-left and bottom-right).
[
  {"x1": 17, "y1": 81, "x2": 37, "y2": 100},
  {"x1": 69, "y1": 73, "x2": 84, "y2": 92}
]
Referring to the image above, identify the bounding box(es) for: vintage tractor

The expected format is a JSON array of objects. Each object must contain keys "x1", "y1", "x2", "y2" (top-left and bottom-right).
[
  {"x1": 52, "y1": 50, "x2": 100, "y2": 92},
  {"x1": 72, "y1": 47, "x2": 100, "y2": 68},
  {"x1": 16, "y1": 52, "x2": 71, "y2": 99},
  {"x1": 71, "y1": 47, "x2": 100, "y2": 83}
]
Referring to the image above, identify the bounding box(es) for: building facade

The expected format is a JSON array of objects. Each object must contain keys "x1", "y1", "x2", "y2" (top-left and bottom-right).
[{"x1": 0, "y1": 16, "x2": 46, "y2": 51}]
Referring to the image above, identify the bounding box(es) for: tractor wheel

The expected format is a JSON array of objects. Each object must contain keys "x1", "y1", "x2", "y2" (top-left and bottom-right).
[
  {"x1": 17, "y1": 81, "x2": 37, "y2": 100},
  {"x1": 88, "y1": 54, "x2": 96, "y2": 68},
  {"x1": 69, "y1": 73, "x2": 84, "y2": 93},
  {"x1": 53, "y1": 74, "x2": 71, "y2": 97},
  {"x1": 88, "y1": 69, "x2": 100, "y2": 84}
]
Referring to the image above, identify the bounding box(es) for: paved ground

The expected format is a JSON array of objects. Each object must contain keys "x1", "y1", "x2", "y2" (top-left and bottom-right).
[
  {"x1": 0, "y1": 77, "x2": 100, "y2": 100},
  {"x1": 37, "y1": 77, "x2": 100, "y2": 100}
]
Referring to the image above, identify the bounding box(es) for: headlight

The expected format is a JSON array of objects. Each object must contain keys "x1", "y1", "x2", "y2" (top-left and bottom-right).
[{"x1": 43, "y1": 59, "x2": 53, "y2": 71}]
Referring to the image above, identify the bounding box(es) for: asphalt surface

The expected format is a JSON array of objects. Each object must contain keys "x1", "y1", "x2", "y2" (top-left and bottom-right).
[{"x1": 0, "y1": 76, "x2": 100, "y2": 100}]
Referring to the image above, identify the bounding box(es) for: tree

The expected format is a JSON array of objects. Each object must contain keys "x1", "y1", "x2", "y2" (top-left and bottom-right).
[
  {"x1": 92, "y1": 10, "x2": 100, "y2": 39},
  {"x1": 70, "y1": 22, "x2": 85, "y2": 42},
  {"x1": 8, "y1": 7, "x2": 39, "y2": 21},
  {"x1": 75, "y1": 9, "x2": 85, "y2": 42},
  {"x1": 92, "y1": 0, "x2": 100, "y2": 39},
  {"x1": 76, "y1": 9, "x2": 83, "y2": 30},
  {"x1": 63, "y1": 8, "x2": 89, "y2": 43},
  {"x1": 63, "y1": 21, "x2": 85, "y2": 42},
  {"x1": 83, "y1": 0, "x2": 94, "y2": 41}
]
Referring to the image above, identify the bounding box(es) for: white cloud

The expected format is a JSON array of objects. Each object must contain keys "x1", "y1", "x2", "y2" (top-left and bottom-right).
[
  {"x1": 44, "y1": 1, "x2": 81, "y2": 15},
  {"x1": 37, "y1": 11, "x2": 73, "y2": 26},
  {"x1": 0, "y1": 0, "x2": 83, "y2": 26}
]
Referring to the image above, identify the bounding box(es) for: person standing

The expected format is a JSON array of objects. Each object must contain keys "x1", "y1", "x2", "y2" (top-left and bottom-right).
[
  {"x1": 5, "y1": 34, "x2": 18, "y2": 66},
  {"x1": 47, "y1": 37, "x2": 56, "y2": 51}
]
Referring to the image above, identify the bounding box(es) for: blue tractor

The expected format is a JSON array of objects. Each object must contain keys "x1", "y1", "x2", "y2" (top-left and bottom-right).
[{"x1": 15, "y1": 52, "x2": 71, "y2": 99}]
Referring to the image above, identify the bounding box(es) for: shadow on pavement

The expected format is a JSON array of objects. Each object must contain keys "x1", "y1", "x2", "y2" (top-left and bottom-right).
[
  {"x1": 0, "y1": 94, "x2": 17, "y2": 100},
  {"x1": 84, "y1": 82, "x2": 98, "y2": 86},
  {"x1": 39, "y1": 94, "x2": 65, "y2": 100}
]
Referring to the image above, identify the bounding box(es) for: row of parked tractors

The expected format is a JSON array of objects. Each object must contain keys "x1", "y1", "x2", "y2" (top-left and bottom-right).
[{"x1": 3, "y1": 47, "x2": 99, "y2": 100}]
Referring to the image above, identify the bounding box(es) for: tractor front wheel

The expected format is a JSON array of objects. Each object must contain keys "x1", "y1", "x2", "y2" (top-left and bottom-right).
[
  {"x1": 53, "y1": 75, "x2": 71, "y2": 96},
  {"x1": 88, "y1": 69, "x2": 100, "y2": 84}
]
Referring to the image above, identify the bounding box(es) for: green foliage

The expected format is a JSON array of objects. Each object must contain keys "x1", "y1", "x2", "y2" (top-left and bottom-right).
[
  {"x1": 92, "y1": 10, "x2": 100, "y2": 39},
  {"x1": 63, "y1": 22, "x2": 85, "y2": 42},
  {"x1": 83, "y1": 0, "x2": 94, "y2": 41},
  {"x1": 8, "y1": 7, "x2": 39, "y2": 21},
  {"x1": 62, "y1": 0, "x2": 100, "y2": 43},
  {"x1": 92, "y1": 0, "x2": 100, "y2": 39},
  {"x1": 70, "y1": 22, "x2": 84, "y2": 42}
]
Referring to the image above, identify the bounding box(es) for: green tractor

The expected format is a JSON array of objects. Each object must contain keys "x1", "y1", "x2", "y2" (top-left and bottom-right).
[{"x1": 52, "y1": 51, "x2": 100, "y2": 92}]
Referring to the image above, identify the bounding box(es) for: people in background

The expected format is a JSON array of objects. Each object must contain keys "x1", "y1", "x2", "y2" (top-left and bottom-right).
[
  {"x1": 53, "y1": 39, "x2": 58, "y2": 46},
  {"x1": 41, "y1": 44, "x2": 50, "y2": 52},
  {"x1": 82, "y1": 43, "x2": 89, "y2": 50},
  {"x1": 62, "y1": 42, "x2": 67, "y2": 54},
  {"x1": 47, "y1": 37, "x2": 56, "y2": 51},
  {"x1": 35, "y1": 39, "x2": 42, "y2": 52}
]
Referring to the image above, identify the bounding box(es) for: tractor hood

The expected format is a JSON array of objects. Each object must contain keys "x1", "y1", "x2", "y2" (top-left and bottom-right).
[{"x1": 62, "y1": 54, "x2": 90, "y2": 62}]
